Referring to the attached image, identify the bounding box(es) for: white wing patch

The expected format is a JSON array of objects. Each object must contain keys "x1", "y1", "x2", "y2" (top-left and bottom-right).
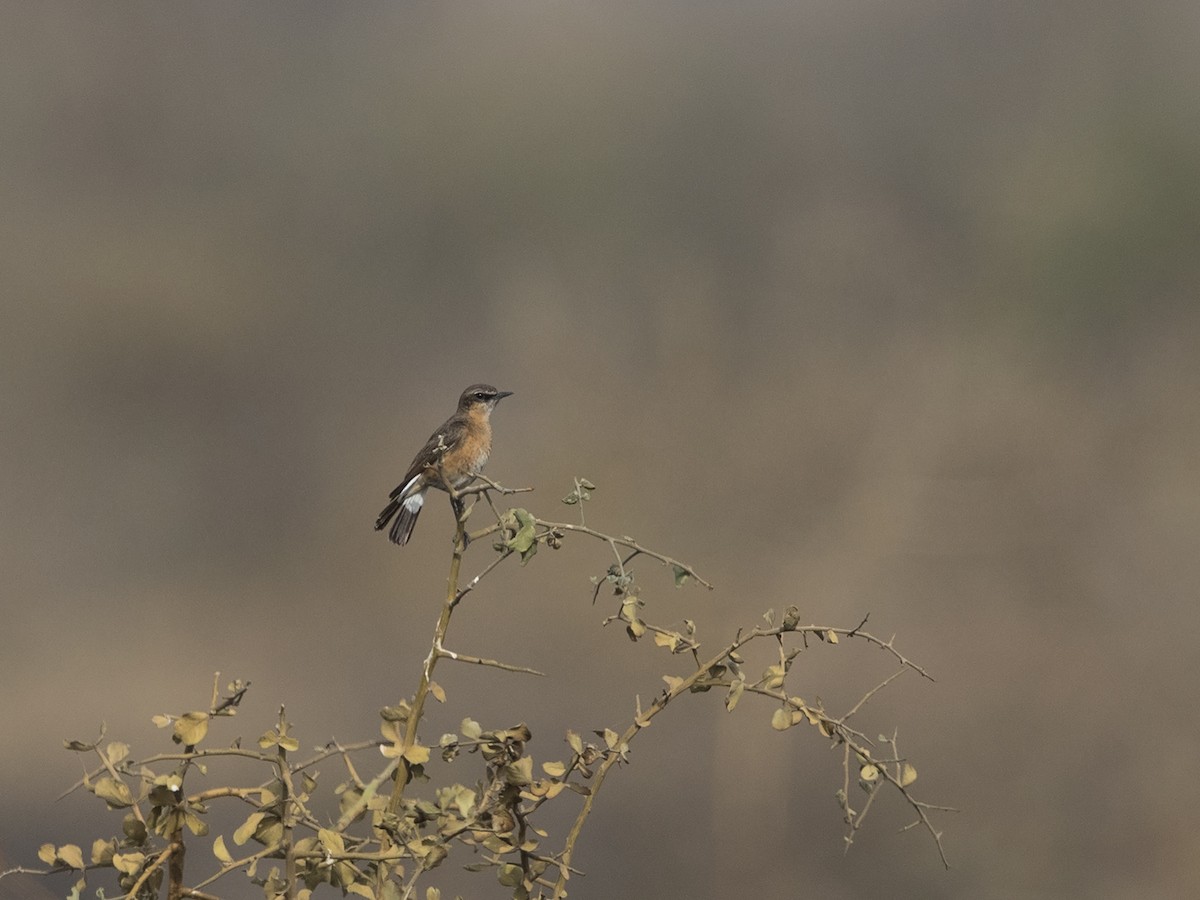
[{"x1": 398, "y1": 472, "x2": 425, "y2": 502}]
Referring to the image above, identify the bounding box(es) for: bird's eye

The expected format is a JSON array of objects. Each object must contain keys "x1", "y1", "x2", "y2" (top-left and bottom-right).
[{"x1": 475, "y1": 391, "x2": 487, "y2": 400}]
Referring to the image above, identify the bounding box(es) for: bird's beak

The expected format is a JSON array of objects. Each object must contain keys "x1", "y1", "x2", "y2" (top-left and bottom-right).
[{"x1": 495, "y1": 390, "x2": 514, "y2": 400}]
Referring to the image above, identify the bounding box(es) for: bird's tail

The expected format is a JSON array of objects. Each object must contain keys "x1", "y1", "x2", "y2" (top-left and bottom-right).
[
  {"x1": 374, "y1": 492, "x2": 423, "y2": 546},
  {"x1": 374, "y1": 497, "x2": 401, "y2": 532},
  {"x1": 390, "y1": 501, "x2": 420, "y2": 545}
]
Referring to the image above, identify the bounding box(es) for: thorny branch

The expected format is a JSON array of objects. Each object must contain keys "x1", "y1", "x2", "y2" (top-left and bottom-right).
[
  {"x1": 548, "y1": 614, "x2": 952, "y2": 896},
  {"x1": 8, "y1": 476, "x2": 951, "y2": 900}
]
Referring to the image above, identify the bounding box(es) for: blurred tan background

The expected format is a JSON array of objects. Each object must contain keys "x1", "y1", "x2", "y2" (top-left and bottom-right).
[{"x1": 3, "y1": 3, "x2": 1199, "y2": 898}]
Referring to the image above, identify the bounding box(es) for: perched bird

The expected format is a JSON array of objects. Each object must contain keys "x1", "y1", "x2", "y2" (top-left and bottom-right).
[{"x1": 374, "y1": 384, "x2": 513, "y2": 546}]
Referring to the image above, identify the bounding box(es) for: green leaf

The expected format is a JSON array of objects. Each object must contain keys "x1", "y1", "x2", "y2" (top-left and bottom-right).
[
  {"x1": 277, "y1": 734, "x2": 301, "y2": 753},
  {"x1": 37, "y1": 844, "x2": 56, "y2": 865},
  {"x1": 233, "y1": 812, "x2": 265, "y2": 846},
  {"x1": 90, "y1": 838, "x2": 115, "y2": 866},
  {"x1": 504, "y1": 508, "x2": 539, "y2": 564},
  {"x1": 111, "y1": 852, "x2": 145, "y2": 875},
  {"x1": 762, "y1": 663, "x2": 786, "y2": 691},
  {"x1": 380, "y1": 703, "x2": 410, "y2": 723},
  {"x1": 318, "y1": 828, "x2": 346, "y2": 854},
  {"x1": 566, "y1": 730, "x2": 584, "y2": 755},
  {"x1": 93, "y1": 776, "x2": 135, "y2": 809},
  {"x1": 497, "y1": 864, "x2": 523, "y2": 887},
  {"x1": 403, "y1": 743, "x2": 431, "y2": 765},
  {"x1": 213, "y1": 835, "x2": 233, "y2": 865},
  {"x1": 255, "y1": 815, "x2": 284, "y2": 847},
  {"x1": 57, "y1": 844, "x2": 85, "y2": 870},
  {"x1": 122, "y1": 813, "x2": 147, "y2": 843},
  {"x1": 438, "y1": 783, "x2": 476, "y2": 818},
  {"x1": 184, "y1": 810, "x2": 208, "y2": 836},
  {"x1": 173, "y1": 711, "x2": 210, "y2": 746},
  {"x1": 461, "y1": 718, "x2": 482, "y2": 741},
  {"x1": 653, "y1": 631, "x2": 680, "y2": 652},
  {"x1": 337, "y1": 785, "x2": 364, "y2": 820},
  {"x1": 422, "y1": 844, "x2": 448, "y2": 870},
  {"x1": 504, "y1": 757, "x2": 534, "y2": 786},
  {"x1": 672, "y1": 564, "x2": 689, "y2": 587},
  {"x1": 725, "y1": 680, "x2": 745, "y2": 713},
  {"x1": 379, "y1": 718, "x2": 402, "y2": 744}
]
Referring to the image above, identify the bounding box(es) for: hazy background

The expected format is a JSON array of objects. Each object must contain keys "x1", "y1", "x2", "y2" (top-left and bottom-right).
[{"x1": 3, "y1": 3, "x2": 1199, "y2": 898}]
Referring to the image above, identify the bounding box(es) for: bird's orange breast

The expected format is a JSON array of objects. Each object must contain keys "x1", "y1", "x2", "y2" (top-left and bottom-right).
[{"x1": 425, "y1": 406, "x2": 492, "y2": 488}]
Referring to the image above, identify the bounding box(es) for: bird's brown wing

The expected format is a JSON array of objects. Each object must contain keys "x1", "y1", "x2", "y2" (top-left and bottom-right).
[{"x1": 388, "y1": 416, "x2": 469, "y2": 499}]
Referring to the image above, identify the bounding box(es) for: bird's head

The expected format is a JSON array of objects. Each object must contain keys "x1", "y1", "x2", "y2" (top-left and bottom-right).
[{"x1": 458, "y1": 383, "x2": 513, "y2": 413}]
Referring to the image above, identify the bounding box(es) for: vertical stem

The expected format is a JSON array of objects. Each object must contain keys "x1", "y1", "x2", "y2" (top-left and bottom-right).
[
  {"x1": 385, "y1": 512, "x2": 467, "y2": 815},
  {"x1": 551, "y1": 640, "x2": 745, "y2": 898},
  {"x1": 279, "y1": 747, "x2": 297, "y2": 900},
  {"x1": 166, "y1": 824, "x2": 185, "y2": 900},
  {"x1": 551, "y1": 752, "x2": 617, "y2": 899}
]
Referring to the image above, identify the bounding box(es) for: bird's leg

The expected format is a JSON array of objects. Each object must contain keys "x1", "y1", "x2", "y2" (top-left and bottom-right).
[{"x1": 450, "y1": 494, "x2": 473, "y2": 548}]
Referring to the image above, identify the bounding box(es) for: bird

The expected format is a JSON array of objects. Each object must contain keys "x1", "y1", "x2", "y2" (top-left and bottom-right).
[{"x1": 374, "y1": 384, "x2": 513, "y2": 546}]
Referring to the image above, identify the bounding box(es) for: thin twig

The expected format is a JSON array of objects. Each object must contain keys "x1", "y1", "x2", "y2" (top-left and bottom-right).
[
  {"x1": 533, "y1": 519, "x2": 715, "y2": 590},
  {"x1": 437, "y1": 647, "x2": 545, "y2": 676},
  {"x1": 187, "y1": 847, "x2": 276, "y2": 892},
  {"x1": 126, "y1": 842, "x2": 175, "y2": 899},
  {"x1": 290, "y1": 739, "x2": 384, "y2": 772},
  {"x1": 454, "y1": 548, "x2": 514, "y2": 606},
  {"x1": 785, "y1": 624, "x2": 935, "y2": 681},
  {"x1": 841, "y1": 667, "x2": 908, "y2": 722},
  {"x1": 457, "y1": 474, "x2": 534, "y2": 504},
  {"x1": 877, "y1": 731, "x2": 957, "y2": 868},
  {"x1": 0, "y1": 866, "x2": 57, "y2": 880},
  {"x1": 551, "y1": 619, "x2": 945, "y2": 894}
]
